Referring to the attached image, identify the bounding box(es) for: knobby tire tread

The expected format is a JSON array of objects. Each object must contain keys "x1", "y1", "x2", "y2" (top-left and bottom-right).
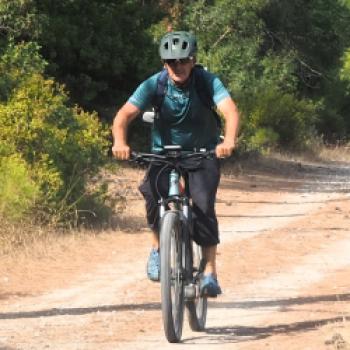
[{"x1": 160, "y1": 211, "x2": 184, "y2": 343}]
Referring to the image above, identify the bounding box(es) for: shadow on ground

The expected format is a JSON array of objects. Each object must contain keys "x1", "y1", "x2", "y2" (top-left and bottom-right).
[
  {"x1": 209, "y1": 292, "x2": 350, "y2": 309},
  {"x1": 181, "y1": 293, "x2": 350, "y2": 344},
  {"x1": 191, "y1": 316, "x2": 349, "y2": 344},
  {"x1": 0, "y1": 302, "x2": 161, "y2": 320}
]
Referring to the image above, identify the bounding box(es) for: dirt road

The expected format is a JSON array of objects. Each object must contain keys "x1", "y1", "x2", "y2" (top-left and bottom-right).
[{"x1": 1, "y1": 156, "x2": 350, "y2": 349}]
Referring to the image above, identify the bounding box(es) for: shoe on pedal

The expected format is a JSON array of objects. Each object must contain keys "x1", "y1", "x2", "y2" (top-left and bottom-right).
[
  {"x1": 200, "y1": 274, "x2": 222, "y2": 297},
  {"x1": 147, "y1": 248, "x2": 160, "y2": 282}
]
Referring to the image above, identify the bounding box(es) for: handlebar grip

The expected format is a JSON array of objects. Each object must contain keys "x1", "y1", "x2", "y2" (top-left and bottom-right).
[{"x1": 130, "y1": 151, "x2": 138, "y2": 158}]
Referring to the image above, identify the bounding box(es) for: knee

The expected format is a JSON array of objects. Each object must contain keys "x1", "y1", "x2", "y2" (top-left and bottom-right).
[{"x1": 192, "y1": 198, "x2": 215, "y2": 216}]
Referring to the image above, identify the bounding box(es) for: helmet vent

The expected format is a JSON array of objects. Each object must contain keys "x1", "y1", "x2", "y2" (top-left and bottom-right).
[
  {"x1": 172, "y1": 38, "x2": 179, "y2": 50},
  {"x1": 182, "y1": 42, "x2": 188, "y2": 50}
]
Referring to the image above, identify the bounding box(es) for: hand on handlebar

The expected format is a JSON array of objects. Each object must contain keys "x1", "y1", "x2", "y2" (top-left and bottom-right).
[
  {"x1": 111, "y1": 143, "x2": 131, "y2": 160},
  {"x1": 215, "y1": 140, "x2": 235, "y2": 158}
]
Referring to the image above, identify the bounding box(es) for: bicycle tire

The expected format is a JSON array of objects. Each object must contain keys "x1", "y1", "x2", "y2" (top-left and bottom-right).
[
  {"x1": 160, "y1": 211, "x2": 185, "y2": 343},
  {"x1": 186, "y1": 242, "x2": 207, "y2": 331}
]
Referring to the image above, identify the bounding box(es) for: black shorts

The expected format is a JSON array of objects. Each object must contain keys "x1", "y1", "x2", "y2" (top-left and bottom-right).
[{"x1": 139, "y1": 157, "x2": 221, "y2": 246}]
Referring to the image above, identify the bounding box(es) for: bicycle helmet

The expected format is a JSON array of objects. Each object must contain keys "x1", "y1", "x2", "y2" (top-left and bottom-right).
[{"x1": 159, "y1": 31, "x2": 197, "y2": 60}]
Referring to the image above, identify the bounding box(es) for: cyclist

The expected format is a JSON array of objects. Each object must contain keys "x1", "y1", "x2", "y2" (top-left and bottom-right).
[{"x1": 112, "y1": 31, "x2": 239, "y2": 297}]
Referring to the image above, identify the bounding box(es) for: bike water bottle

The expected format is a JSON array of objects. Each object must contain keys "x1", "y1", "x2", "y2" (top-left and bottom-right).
[{"x1": 169, "y1": 170, "x2": 180, "y2": 196}]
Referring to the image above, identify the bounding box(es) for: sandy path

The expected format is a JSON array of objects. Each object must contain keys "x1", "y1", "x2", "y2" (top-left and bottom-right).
[{"x1": 0, "y1": 158, "x2": 350, "y2": 349}]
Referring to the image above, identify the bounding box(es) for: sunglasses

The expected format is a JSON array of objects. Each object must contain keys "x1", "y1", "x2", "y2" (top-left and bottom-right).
[{"x1": 164, "y1": 57, "x2": 193, "y2": 65}]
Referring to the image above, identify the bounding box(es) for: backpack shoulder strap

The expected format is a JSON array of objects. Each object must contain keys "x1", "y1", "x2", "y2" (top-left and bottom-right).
[
  {"x1": 193, "y1": 65, "x2": 222, "y2": 130},
  {"x1": 153, "y1": 68, "x2": 168, "y2": 113},
  {"x1": 153, "y1": 68, "x2": 171, "y2": 145},
  {"x1": 193, "y1": 64, "x2": 215, "y2": 110}
]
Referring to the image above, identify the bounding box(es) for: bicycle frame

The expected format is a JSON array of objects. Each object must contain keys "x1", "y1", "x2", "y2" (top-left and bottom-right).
[{"x1": 130, "y1": 145, "x2": 214, "y2": 342}]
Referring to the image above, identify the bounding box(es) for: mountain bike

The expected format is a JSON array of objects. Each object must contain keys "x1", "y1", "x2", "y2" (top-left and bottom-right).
[{"x1": 131, "y1": 145, "x2": 215, "y2": 343}]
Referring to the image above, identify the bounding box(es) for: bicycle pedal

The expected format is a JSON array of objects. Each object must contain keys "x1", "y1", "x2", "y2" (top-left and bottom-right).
[{"x1": 184, "y1": 284, "x2": 196, "y2": 300}]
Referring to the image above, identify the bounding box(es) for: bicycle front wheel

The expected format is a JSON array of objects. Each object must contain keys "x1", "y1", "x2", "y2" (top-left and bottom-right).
[{"x1": 160, "y1": 211, "x2": 185, "y2": 343}]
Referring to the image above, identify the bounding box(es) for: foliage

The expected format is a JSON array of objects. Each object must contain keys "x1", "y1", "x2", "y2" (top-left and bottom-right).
[
  {"x1": 246, "y1": 127, "x2": 279, "y2": 153},
  {"x1": 33, "y1": 0, "x2": 163, "y2": 114},
  {"x1": 0, "y1": 0, "x2": 41, "y2": 45},
  {"x1": 240, "y1": 87, "x2": 318, "y2": 151},
  {"x1": 340, "y1": 49, "x2": 350, "y2": 90},
  {"x1": 0, "y1": 148, "x2": 39, "y2": 220},
  {"x1": 178, "y1": 0, "x2": 350, "y2": 148},
  {"x1": 0, "y1": 40, "x2": 46, "y2": 100},
  {"x1": 0, "y1": 0, "x2": 165, "y2": 118},
  {"x1": 0, "y1": 42, "x2": 110, "y2": 224}
]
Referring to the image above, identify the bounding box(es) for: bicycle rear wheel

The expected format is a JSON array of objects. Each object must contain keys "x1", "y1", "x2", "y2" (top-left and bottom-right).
[
  {"x1": 160, "y1": 211, "x2": 185, "y2": 343},
  {"x1": 186, "y1": 242, "x2": 207, "y2": 331}
]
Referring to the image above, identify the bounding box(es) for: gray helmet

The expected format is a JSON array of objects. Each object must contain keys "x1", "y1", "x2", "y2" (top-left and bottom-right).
[{"x1": 159, "y1": 31, "x2": 197, "y2": 60}]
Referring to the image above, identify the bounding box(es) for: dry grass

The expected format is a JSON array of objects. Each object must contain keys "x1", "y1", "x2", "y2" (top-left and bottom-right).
[
  {"x1": 0, "y1": 218, "x2": 92, "y2": 257},
  {"x1": 257, "y1": 144, "x2": 350, "y2": 169},
  {"x1": 0, "y1": 164, "x2": 147, "y2": 257},
  {"x1": 318, "y1": 145, "x2": 350, "y2": 163},
  {"x1": 0, "y1": 219, "x2": 46, "y2": 255},
  {"x1": 291, "y1": 144, "x2": 350, "y2": 164}
]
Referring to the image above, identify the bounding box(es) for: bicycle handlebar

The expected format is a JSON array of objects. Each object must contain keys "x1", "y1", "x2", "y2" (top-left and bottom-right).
[{"x1": 129, "y1": 149, "x2": 216, "y2": 165}]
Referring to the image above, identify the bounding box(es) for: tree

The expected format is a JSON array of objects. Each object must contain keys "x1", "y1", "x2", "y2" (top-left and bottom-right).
[
  {"x1": 0, "y1": 0, "x2": 41, "y2": 45},
  {"x1": 179, "y1": 0, "x2": 350, "y2": 146},
  {"x1": 34, "y1": 0, "x2": 163, "y2": 116}
]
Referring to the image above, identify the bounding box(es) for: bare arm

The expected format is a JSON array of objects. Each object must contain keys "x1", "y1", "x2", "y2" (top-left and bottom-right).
[
  {"x1": 215, "y1": 96, "x2": 240, "y2": 158},
  {"x1": 111, "y1": 102, "x2": 140, "y2": 160}
]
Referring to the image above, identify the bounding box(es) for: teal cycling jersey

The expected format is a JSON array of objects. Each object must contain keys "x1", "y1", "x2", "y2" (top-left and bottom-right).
[{"x1": 128, "y1": 68, "x2": 231, "y2": 152}]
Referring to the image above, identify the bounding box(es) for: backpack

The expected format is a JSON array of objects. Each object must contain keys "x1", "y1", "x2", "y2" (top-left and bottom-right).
[{"x1": 152, "y1": 64, "x2": 222, "y2": 131}]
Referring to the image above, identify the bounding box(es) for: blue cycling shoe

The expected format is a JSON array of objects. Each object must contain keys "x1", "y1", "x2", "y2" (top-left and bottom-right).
[
  {"x1": 200, "y1": 274, "x2": 222, "y2": 297},
  {"x1": 147, "y1": 248, "x2": 160, "y2": 282}
]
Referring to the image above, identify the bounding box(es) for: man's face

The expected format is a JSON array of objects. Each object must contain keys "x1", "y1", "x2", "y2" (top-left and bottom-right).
[{"x1": 164, "y1": 57, "x2": 195, "y2": 85}]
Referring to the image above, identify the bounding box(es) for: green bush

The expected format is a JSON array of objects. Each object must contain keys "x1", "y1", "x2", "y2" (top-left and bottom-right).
[
  {"x1": 240, "y1": 86, "x2": 319, "y2": 151},
  {"x1": 0, "y1": 152, "x2": 39, "y2": 220},
  {"x1": 0, "y1": 42, "x2": 110, "y2": 224},
  {"x1": 0, "y1": 40, "x2": 46, "y2": 101},
  {"x1": 247, "y1": 127, "x2": 280, "y2": 153}
]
